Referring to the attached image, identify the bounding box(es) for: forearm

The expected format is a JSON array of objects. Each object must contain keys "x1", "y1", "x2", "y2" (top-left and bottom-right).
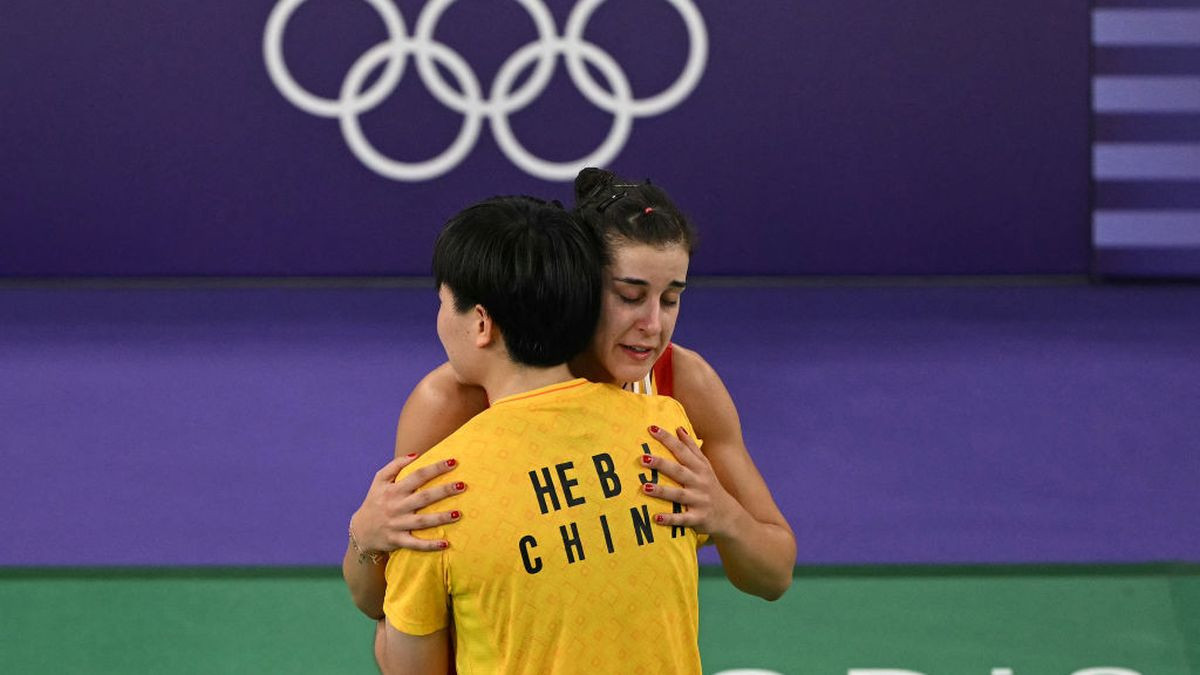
[
  {"x1": 343, "y1": 536, "x2": 387, "y2": 620},
  {"x1": 711, "y1": 509, "x2": 796, "y2": 601},
  {"x1": 667, "y1": 346, "x2": 796, "y2": 600}
]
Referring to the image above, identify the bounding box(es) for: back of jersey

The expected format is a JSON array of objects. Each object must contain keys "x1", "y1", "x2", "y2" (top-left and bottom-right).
[{"x1": 384, "y1": 379, "x2": 701, "y2": 675}]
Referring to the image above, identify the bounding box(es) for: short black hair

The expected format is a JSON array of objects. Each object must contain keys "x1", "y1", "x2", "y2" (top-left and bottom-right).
[
  {"x1": 433, "y1": 195, "x2": 606, "y2": 368},
  {"x1": 572, "y1": 167, "x2": 697, "y2": 254}
]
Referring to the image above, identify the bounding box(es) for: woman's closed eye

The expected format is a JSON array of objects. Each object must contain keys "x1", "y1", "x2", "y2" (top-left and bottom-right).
[{"x1": 619, "y1": 293, "x2": 680, "y2": 308}]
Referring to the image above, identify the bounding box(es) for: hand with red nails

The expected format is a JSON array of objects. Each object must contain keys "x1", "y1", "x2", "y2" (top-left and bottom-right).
[
  {"x1": 641, "y1": 424, "x2": 744, "y2": 539},
  {"x1": 350, "y1": 454, "x2": 466, "y2": 557},
  {"x1": 343, "y1": 362, "x2": 490, "y2": 622}
]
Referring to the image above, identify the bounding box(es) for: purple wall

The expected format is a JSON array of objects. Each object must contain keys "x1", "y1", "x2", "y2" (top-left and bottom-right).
[
  {"x1": 3, "y1": 285, "x2": 1198, "y2": 566},
  {"x1": 1, "y1": 1, "x2": 1090, "y2": 276}
]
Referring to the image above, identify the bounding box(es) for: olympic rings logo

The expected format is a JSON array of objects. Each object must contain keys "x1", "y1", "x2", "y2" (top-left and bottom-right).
[{"x1": 263, "y1": 0, "x2": 707, "y2": 182}]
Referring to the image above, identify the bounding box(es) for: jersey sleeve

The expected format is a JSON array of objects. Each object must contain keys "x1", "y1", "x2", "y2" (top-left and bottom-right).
[{"x1": 382, "y1": 530, "x2": 450, "y2": 635}]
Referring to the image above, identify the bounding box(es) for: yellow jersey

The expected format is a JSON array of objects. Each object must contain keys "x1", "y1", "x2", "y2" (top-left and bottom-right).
[{"x1": 383, "y1": 379, "x2": 701, "y2": 674}]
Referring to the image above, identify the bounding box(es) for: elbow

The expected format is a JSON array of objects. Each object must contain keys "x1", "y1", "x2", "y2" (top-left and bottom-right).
[
  {"x1": 343, "y1": 569, "x2": 386, "y2": 620},
  {"x1": 360, "y1": 603, "x2": 386, "y2": 622},
  {"x1": 348, "y1": 586, "x2": 385, "y2": 621},
  {"x1": 355, "y1": 600, "x2": 386, "y2": 622},
  {"x1": 752, "y1": 573, "x2": 793, "y2": 602},
  {"x1": 729, "y1": 567, "x2": 793, "y2": 602},
  {"x1": 763, "y1": 574, "x2": 792, "y2": 602},
  {"x1": 718, "y1": 526, "x2": 797, "y2": 601},
  {"x1": 754, "y1": 533, "x2": 796, "y2": 601}
]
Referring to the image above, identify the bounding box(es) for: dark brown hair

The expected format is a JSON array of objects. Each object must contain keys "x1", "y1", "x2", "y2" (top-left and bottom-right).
[{"x1": 572, "y1": 167, "x2": 697, "y2": 255}]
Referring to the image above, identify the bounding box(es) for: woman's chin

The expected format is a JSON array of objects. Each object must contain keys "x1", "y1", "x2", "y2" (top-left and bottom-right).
[
  {"x1": 608, "y1": 363, "x2": 652, "y2": 386},
  {"x1": 589, "y1": 347, "x2": 655, "y2": 385}
]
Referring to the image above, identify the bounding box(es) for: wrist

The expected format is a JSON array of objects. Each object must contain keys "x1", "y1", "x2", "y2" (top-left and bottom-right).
[
  {"x1": 348, "y1": 516, "x2": 384, "y2": 565},
  {"x1": 709, "y1": 500, "x2": 754, "y2": 542}
]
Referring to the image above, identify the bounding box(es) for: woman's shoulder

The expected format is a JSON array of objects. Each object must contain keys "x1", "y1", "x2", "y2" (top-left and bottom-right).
[
  {"x1": 403, "y1": 362, "x2": 489, "y2": 419},
  {"x1": 663, "y1": 344, "x2": 743, "y2": 443},
  {"x1": 414, "y1": 361, "x2": 459, "y2": 392},
  {"x1": 668, "y1": 344, "x2": 724, "y2": 395},
  {"x1": 393, "y1": 362, "x2": 490, "y2": 458}
]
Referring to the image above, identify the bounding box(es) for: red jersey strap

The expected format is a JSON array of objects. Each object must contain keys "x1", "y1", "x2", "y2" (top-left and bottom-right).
[{"x1": 652, "y1": 343, "x2": 674, "y2": 398}]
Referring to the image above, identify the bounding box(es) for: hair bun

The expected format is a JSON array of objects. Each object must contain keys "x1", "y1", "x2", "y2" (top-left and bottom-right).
[{"x1": 573, "y1": 167, "x2": 619, "y2": 204}]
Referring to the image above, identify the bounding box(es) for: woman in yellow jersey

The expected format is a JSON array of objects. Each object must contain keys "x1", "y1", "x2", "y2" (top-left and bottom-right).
[{"x1": 343, "y1": 168, "x2": 796, "y2": 631}]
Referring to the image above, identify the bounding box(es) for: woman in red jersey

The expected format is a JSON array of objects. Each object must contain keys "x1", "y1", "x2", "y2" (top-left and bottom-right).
[{"x1": 343, "y1": 168, "x2": 796, "y2": 637}]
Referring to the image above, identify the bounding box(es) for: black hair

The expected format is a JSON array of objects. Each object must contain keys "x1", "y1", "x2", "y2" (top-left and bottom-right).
[
  {"x1": 572, "y1": 167, "x2": 697, "y2": 254},
  {"x1": 432, "y1": 195, "x2": 605, "y2": 368}
]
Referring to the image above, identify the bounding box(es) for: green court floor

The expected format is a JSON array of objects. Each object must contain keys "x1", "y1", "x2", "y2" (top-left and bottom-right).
[{"x1": 2, "y1": 566, "x2": 1196, "y2": 674}]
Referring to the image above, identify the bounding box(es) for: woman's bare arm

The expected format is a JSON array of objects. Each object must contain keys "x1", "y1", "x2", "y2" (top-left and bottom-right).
[
  {"x1": 647, "y1": 345, "x2": 796, "y2": 600},
  {"x1": 342, "y1": 362, "x2": 489, "y2": 619}
]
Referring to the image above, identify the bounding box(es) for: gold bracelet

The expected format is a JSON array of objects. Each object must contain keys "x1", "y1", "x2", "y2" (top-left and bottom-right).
[{"x1": 348, "y1": 523, "x2": 383, "y2": 565}]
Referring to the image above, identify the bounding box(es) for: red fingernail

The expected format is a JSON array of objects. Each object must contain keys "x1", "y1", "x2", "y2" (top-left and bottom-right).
[
  {"x1": 641, "y1": 455, "x2": 653, "y2": 465},
  {"x1": 649, "y1": 425, "x2": 660, "y2": 434},
  {"x1": 454, "y1": 482, "x2": 466, "y2": 491},
  {"x1": 446, "y1": 458, "x2": 457, "y2": 468},
  {"x1": 405, "y1": 453, "x2": 418, "y2": 458},
  {"x1": 643, "y1": 483, "x2": 654, "y2": 492},
  {"x1": 450, "y1": 510, "x2": 461, "y2": 520},
  {"x1": 678, "y1": 427, "x2": 689, "y2": 437},
  {"x1": 655, "y1": 515, "x2": 665, "y2": 524},
  {"x1": 438, "y1": 541, "x2": 449, "y2": 550}
]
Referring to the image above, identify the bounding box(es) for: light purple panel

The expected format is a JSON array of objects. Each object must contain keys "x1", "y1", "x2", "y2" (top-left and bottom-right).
[
  {"x1": 2, "y1": 285, "x2": 1198, "y2": 566},
  {"x1": 1091, "y1": 1, "x2": 1200, "y2": 278},
  {"x1": 0, "y1": 0, "x2": 1089, "y2": 276}
]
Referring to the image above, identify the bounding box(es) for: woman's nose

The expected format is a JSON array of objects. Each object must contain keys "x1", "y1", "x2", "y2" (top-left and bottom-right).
[{"x1": 637, "y1": 303, "x2": 662, "y2": 335}]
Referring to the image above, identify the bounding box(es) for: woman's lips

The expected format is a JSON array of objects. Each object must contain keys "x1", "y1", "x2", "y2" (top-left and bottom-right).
[{"x1": 620, "y1": 344, "x2": 655, "y2": 361}]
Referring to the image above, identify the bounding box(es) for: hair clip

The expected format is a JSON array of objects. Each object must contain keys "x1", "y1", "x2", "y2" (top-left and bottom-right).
[
  {"x1": 595, "y1": 190, "x2": 628, "y2": 213},
  {"x1": 643, "y1": 207, "x2": 654, "y2": 215}
]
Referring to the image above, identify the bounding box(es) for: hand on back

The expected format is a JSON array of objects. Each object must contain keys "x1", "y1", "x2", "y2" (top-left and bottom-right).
[
  {"x1": 639, "y1": 425, "x2": 745, "y2": 539},
  {"x1": 350, "y1": 453, "x2": 466, "y2": 554}
]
